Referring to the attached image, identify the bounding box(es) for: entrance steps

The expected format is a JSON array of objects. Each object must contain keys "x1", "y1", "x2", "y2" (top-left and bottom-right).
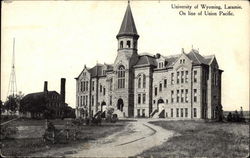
[
  {"x1": 152, "y1": 109, "x2": 165, "y2": 118},
  {"x1": 113, "y1": 110, "x2": 125, "y2": 118}
]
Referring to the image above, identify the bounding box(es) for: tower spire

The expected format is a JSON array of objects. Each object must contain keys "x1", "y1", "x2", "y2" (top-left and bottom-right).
[
  {"x1": 7, "y1": 38, "x2": 17, "y2": 97},
  {"x1": 116, "y1": 2, "x2": 139, "y2": 39}
]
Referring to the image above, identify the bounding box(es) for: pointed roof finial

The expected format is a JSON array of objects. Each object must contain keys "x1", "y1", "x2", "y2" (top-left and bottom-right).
[{"x1": 128, "y1": 0, "x2": 130, "y2": 4}]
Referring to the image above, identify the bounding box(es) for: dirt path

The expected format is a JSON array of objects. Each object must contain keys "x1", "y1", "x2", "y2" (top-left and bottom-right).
[
  {"x1": 68, "y1": 119, "x2": 174, "y2": 157},
  {"x1": 29, "y1": 119, "x2": 174, "y2": 157}
]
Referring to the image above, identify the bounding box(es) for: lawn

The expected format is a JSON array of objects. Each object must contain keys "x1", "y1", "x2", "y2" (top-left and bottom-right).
[
  {"x1": 139, "y1": 120, "x2": 249, "y2": 158},
  {"x1": 1, "y1": 119, "x2": 127, "y2": 157}
]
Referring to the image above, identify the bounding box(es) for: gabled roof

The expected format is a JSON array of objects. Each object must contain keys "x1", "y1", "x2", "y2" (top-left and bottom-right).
[
  {"x1": 116, "y1": 3, "x2": 139, "y2": 39},
  {"x1": 204, "y1": 55, "x2": 215, "y2": 65},
  {"x1": 187, "y1": 49, "x2": 208, "y2": 65}
]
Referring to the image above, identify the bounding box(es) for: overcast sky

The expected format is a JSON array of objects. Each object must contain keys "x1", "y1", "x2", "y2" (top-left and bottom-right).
[{"x1": 2, "y1": 1, "x2": 249, "y2": 111}]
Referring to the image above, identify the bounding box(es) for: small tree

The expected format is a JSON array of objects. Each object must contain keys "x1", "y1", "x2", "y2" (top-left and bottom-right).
[{"x1": 4, "y1": 95, "x2": 18, "y2": 115}]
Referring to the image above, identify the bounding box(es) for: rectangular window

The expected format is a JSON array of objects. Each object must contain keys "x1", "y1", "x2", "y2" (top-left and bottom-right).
[
  {"x1": 83, "y1": 96, "x2": 85, "y2": 106},
  {"x1": 194, "y1": 108, "x2": 197, "y2": 117},
  {"x1": 142, "y1": 109, "x2": 145, "y2": 117},
  {"x1": 137, "y1": 109, "x2": 140, "y2": 117},
  {"x1": 92, "y1": 81, "x2": 95, "y2": 91},
  {"x1": 176, "y1": 108, "x2": 179, "y2": 117},
  {"x1": 171, "y1": 90, "x2": 174, "y2": 103},
  {"x1": 86, "y1": 95, "x2": 88, "y2": 106},
  {"x1": 138, "y1": 78, "x2": 141, "y2": 88},
  {"x1": 185, "y1": 108, "x2": 188, "y2": 117},
  {"x1": 143, "y1": 76, "x2": 146, "y2": 88},
  {"x1": 81, "y1": 96, "x2": 83, "y2": 106},
  {"x1": 143, "y1": 93, "x2": 146, "y2": 104},
  {"x1": 164, "y1": 79, "x2": 167, "y2": 88},
  {"x1": 185, "y1": 71, "x2": 188, "y2": 83},
  {"x1": 103, "y1": 88, "x2": 106, "y2": 96},
  {"x1": 181, "y1": 108, "x2": 183, "y2": 117},
  {"x1": 86, "y1": 81, "x2": 88, "y2": 91},
  {"x1": 171, "y1": 108, "x2": 173, "y2": 117},
  {"x1": 181, "y1": 71, "x2": 184, "y2": 83},
  {"x1": 171, "y1": 73, "x2": 174, "y2": 84},
  {"x1": 83, "y1": 81, "x2": 86, "y2": 91},
  {"x1": 80, "y1": 82, "x2": 83, "y2": 92},
  {"x1": 177, "y1": 90, "x2": 179, "y2": 103},
  {"x1": 92, "y1": 95, "x2": 94, "y2": 106},
  {"x1": 181, "y1": 89, "x2": 184, "y2": 103},
  {"x1": 185, "y1": 89, "x2": 188, "y2": 103},
  {"x1": 194, "y1": 70, "x2": 197, "y2": 83},
  {"x1": 100, "y1": 85, "x2": 102, "y2": 93},
  {"x1": 78, "y1": 96, "x2": 80, "y2": 107},
  {"x1": 110, "y1": 95, "x2": 112, "y2": 106},
  {"x1": 155, "y1": 87, "x2": 157, "y2": 96},
  {"x1": 177, "y1": 72, "x2": 180, "y2": 84},
  {"x1": 194, "y1": 89, "x2": 197, "y2": 102},
  {"x1": 138, "y1": 94, "x2": 141, "y2": 104},
  {"x1": 159, "y1": 83, "x2": 162, "y2": 92}
]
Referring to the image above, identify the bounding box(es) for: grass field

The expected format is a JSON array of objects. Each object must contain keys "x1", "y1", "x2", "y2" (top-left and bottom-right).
[
  {"x1": 139, "y1": 120, "x2": 249, "y2": 158},
  {"x1": 1, "y1": 119, "x2": 127, "y2": 156}
]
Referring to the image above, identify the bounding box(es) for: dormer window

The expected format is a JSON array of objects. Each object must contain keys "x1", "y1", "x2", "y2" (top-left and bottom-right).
[
  {"x1": 180, "y1": 59, "x2": 185, "y2": 64},
  {"x1": 158, "y1": 62, "x2": 164, "y2": 68},
  {"x1": 127, "y1": 41, "x2": 131, "y2": 48},
  {"x1": 120, "y1": 41, "x2": 123, "y2": 49}
]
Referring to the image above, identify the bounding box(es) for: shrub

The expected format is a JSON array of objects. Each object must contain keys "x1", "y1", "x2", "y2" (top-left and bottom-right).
[{"x1": 0, "y1": 124, "x2": 17, "y2": 139}]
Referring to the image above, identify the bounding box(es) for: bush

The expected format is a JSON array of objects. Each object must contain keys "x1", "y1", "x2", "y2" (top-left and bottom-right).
[{"x1": 0, "y1": 124, "x2": 17, "y2": 139}]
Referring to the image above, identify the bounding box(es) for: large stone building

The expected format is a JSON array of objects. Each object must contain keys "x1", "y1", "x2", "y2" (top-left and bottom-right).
[{"x1": 75, "y1": 3, "x2": 223, "y2": 119}]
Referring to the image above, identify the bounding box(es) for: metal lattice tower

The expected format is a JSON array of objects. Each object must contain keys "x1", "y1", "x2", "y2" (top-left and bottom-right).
[{"x1": 7, "y1": 38, "x2": 17, "y2": 97}]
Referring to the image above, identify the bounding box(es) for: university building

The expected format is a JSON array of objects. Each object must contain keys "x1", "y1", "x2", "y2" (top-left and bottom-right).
[{"x1": 75, "y1": 3, "x2": 223, "y2": 119}]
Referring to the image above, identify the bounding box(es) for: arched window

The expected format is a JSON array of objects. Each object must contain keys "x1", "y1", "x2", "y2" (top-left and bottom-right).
[
  {"x1": 120, "y1": 41, "x2": 123, "y2": 49},
  {"x1": 117, "y1": 65, "x2": 125, "y2": 88},
  {"x1": 138, "y1": 77, "x2": 141, "y2": 88},
  {"x1": 127, "y1": 40, "x2": 131, "y2": 48},
  {"x1": 143, "y1": 74, "x2": 146, "y2": 88}
]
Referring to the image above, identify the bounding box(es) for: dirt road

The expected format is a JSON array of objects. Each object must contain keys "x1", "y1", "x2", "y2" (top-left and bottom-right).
[{"x1": 68, "y1": 119, "x2": 174, "y2": 157}]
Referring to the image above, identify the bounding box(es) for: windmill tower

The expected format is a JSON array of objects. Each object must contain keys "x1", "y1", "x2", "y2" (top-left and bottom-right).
[{"x1": 7, "y1": 38, "x2": 17, "y2": 98}]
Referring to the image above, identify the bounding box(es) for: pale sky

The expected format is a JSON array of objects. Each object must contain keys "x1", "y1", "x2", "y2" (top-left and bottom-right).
[{"x1": 1, "y1": 1, "x2": 249, "y2": 111}]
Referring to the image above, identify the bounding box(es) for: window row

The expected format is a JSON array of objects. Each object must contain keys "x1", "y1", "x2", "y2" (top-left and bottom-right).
[
  {"x1": 78, "y1": 95, "x2": 88, "y2": 107},
  {"x1": 80, "y1": 81, "x2": 89, "y2": 92},
  {"x1": 170, "y1": 70, "x2": 198, "y2": 85},
  {"x1": 99, "y1": 85, "x2": 106, "y2": 96},
  {"x1": 137, "y1": 93, "x2": 146, "y2": 104},
  {"x1": 176, "y1": 71, "x2": 189, "y2": 84},
  {"x1": 138, "y1": 74, "x2": 146, "y2": 88},
  {"x1": 137, "y1": 109, "x2": 146, "y2": 117},
  {"x1": 170, "y1": 89, "x2": 197, "y2": 103},
  {"x1": 169, "y1": 108, "x2": 197, "y2": 118}
]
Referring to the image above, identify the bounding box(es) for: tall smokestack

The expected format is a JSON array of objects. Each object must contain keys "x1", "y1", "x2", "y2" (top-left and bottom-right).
[
  {"x1": 44, "y1": 81, "x2": 48, "y2": 92},
  {"x1": 60, "y1": 78, "x2": 66, "y2": 103}
]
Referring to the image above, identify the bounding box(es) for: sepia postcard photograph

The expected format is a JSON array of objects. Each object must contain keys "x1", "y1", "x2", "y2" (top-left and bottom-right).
[{"x1": 1, "y1": 0, "x2": 249, "y2": 157}]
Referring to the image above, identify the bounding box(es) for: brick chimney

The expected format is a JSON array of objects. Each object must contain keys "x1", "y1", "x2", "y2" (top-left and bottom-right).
[
  {"x1": 44, "y1": 81, "x2": 48, "y2": 92},
  {"x1": 60, "y1": 78, "x2": 66, "y2": 103}
]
